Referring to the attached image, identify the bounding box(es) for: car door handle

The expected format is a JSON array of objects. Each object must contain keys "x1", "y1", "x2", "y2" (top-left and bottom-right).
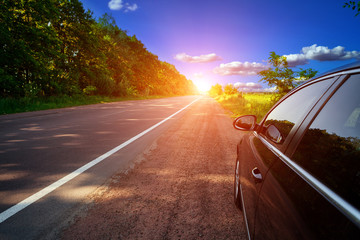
[{"x1": 252, "y1": 167, "x2": 263, "y2": 183}]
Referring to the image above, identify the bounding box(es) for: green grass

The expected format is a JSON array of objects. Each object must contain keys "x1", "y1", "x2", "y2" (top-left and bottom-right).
[
  {"x1": 0, "y1": 94, "x2": 176, "y2": 115},
  {"x1": 214, "y1": 92, "x2": 277, "y2": 121}
]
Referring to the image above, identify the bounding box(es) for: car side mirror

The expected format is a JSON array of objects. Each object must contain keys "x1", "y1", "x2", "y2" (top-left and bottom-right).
[
  {"x1": 233, "y1": 115, "x2": 257, "y2": 131},
  {"x1": 265, "y1": 124, "x2": 283, "y2": 144}
]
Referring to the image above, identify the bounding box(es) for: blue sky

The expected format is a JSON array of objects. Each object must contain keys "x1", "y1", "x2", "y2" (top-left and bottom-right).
[{"x1": 80, "y1": 0, "x2": 360, "y2": 91}]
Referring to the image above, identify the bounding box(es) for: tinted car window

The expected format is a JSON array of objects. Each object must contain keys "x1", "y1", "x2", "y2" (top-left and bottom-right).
[
  {"x1": 261, "y1": 79, "x2": 335, "y2": 146},
  {"x1": 293, "y1": 74, "x2": 360, "y2": 210}
]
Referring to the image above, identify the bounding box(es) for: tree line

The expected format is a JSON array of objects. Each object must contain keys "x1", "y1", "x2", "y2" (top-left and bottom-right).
[
  {"x1": 0, "y1": 0, "x2": 197, "y2": 99},
  {"x1": 208, "y1": 83, "x2": 237, "y2": 97}
]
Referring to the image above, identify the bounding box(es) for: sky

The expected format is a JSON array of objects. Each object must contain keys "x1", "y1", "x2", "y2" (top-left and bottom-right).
[{"x1": 80, "y1": 0, "x2": 360, "y2": 92}]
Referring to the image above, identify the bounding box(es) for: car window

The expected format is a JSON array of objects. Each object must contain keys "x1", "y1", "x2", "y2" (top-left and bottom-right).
[
  {"x1": 293, "y1": 74, "x2": 360, "y2": 210},
  {"x1": 260, "y1": 78, "x2": 335, "y2": 146}
]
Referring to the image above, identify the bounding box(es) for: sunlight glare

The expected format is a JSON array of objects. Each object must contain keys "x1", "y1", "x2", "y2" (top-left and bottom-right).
[{"x1": 195, "y1": 80, "x2": 211, "y2": 92}]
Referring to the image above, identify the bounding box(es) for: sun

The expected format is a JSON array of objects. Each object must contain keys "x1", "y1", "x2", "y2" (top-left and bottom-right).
[{"x1": 195, "y1": 80, "x2": 211, "y2": 92}]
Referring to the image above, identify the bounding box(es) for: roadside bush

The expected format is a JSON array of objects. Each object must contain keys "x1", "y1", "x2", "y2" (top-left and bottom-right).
[
  {"x1": 213, "y1": 91, "x2": 275, "y2": 121},
  {"x1": 83, "y1": 86, "x2": 97, "y2": 95}
]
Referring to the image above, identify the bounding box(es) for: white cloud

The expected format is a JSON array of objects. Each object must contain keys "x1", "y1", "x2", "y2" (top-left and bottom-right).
[
  {"x1": 174, "y1": 53, "x2": 222, "y2": 63},
  {"x1": 108, "y1": 0, "x2": 138, "y2": 12},
  {"x1": 263, "y1": 86, "x2": 278, "y2": 92},
  {"x1": 283, "y1": 53, "x2": 308, "y2": 67},
  {"x1": 234, "y1": 82, "x2": 262, "y2": 89},
  {"x1": 284, "y1": 44, "x2": 360, "y2": 67},
  {"x1": 233, "y1": 82, "x2": 269, "y2": 92},
  {"x1": 125, "y1": 3, "x2": 138, "y2": 12},
  {"x1": 302, "y1": 44, "x2": 360, "y2": 61},
  {"x1": 213, "y1": 61, "x2": 268, "y2": 76},
  {"x1": 108, "y1": 0, "x2": 123, "y2": 10}
]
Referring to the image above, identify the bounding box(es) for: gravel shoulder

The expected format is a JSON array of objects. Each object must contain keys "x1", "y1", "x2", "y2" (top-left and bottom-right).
[{"x1": 61, "y1": 97, "x2": 247, "y2": 240}]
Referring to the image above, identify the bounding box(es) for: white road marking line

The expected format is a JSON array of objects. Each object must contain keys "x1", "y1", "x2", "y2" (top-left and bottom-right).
[{"x1": 0, "y1": 97, "x2": 201, "y2": 223}]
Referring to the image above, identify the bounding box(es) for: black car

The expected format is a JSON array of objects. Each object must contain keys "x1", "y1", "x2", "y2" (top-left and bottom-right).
[{"x1": 233, "y1": 61, "x2": 360, "y2": 239}]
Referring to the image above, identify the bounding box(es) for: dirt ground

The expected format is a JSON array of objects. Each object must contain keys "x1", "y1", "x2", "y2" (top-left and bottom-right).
[{"x1": 61, "y1": 97, "x2": 247, "y2": 240}]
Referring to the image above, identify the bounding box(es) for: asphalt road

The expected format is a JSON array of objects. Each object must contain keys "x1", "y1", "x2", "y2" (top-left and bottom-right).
[
  {"x1": 0, "y1": 96, "x2": 202, "y2": 239},
  {"x1": 62, "y1": 95, "x2": 247, "y2": 239}
]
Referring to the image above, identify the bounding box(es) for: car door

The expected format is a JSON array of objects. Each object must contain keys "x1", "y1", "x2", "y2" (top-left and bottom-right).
[
  {"x1": 240, "y1": 77, "x2": 337, "y2": 239},
  {"x1": 238, "y1": 131, "x2": 277, "y2": 239},
  {"x1": 254, "y1": 74, "x2": 360, "y2": 239}
]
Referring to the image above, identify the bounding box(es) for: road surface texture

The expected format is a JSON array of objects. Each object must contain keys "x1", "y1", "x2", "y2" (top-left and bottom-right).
[{"x1": 0, "y1": 96, "x2": 247, "y2": 239}]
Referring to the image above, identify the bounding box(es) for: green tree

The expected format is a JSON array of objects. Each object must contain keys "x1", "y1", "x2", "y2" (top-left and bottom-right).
[
  {"x1": 209, "y1": 84, "x2": 223, "y2": 97},
  {"x1": 224, "y1": 84, "x2": 238, "y2": 95},
  {"x1": 52, "y1": 0, "x2": 114, "y2": 95},
  {"x1": 344, "y1": 1, "x2": 360, "y2": 16},
  {"x1": 0, "y1": 1, "x2": 195, "y2": 99},
  {"x1": 96, "y1": 14, "x2": 133, "y2": 96},
  {"x1": 298, "y1": 67, "x2": 317, "y2": 80},
  {"x1": 258, "y1": 51, "x2": 317, "y2": 95},
  {"x1": 0, "y1": 0, "x2": 61, "y2": 97},
  {"x1": 0, "y1": 0, "x2": 110, "y2": 97},
  {"x1": 94, "y1": 13, "x2": 195, "y2": 97}
]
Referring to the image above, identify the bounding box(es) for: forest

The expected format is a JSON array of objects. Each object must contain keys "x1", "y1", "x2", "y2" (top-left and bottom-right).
[{"x1": 0, "y1": 0, "x2": 197, "y2": 99}]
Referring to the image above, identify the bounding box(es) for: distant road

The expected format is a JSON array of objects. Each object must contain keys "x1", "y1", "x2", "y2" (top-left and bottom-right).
[{"x1": 0, "y1": 96, "x2": 200, "y2": 239}]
